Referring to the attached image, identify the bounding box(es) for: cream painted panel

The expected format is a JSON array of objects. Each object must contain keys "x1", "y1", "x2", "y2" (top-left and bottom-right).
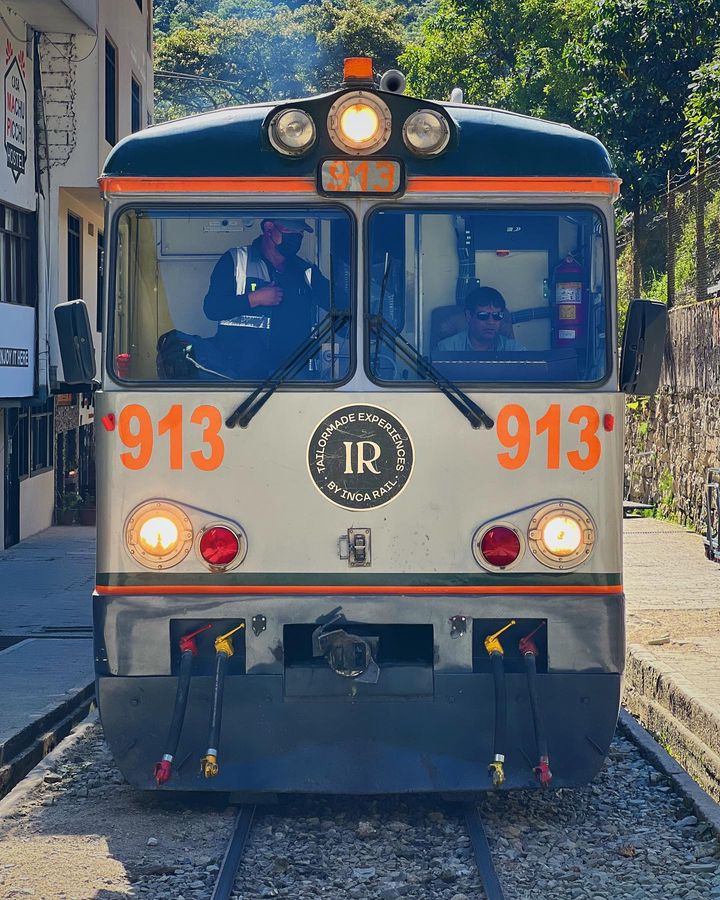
[{"x1": 96, "y1": 389, "x2": 623, "y2": 578}]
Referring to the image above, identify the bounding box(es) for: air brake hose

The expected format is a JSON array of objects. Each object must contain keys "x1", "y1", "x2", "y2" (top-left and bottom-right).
[
  {"x1": 484, "y1": 620, "x2": 516, "y2": 786},
  {"x1": 519, "y1": 623, "x2": 552, "y2": 787},
  {"x1": 201, "y1": 623, "x2": 245, "y2": 778},
  {"x1": 154, "y1": 623, "x2": 213, "y2": 785}
]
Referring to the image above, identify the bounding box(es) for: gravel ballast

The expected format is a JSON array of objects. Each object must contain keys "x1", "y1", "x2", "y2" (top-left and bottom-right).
[{"x1": 0, "y1": 722, "x2": 718, "y2": 899}]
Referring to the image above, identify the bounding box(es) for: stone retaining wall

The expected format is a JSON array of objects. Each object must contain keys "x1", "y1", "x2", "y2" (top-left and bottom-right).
[{"x1": 625, "y1": 299, "x2": 720, "y2": 532}]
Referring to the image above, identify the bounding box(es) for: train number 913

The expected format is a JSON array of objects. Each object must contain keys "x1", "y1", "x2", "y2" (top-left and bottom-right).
[
  {"x1": 118, "y1": 404, "x2": 225, "y2": 472},
  {"x1": 496, "y1": 403, "x2": 602, "y2": 471}
]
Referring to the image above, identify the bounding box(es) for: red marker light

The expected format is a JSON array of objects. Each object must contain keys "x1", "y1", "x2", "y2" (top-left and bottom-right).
[
  {"x1": 603, "y1": 414, "x2": 615, "y2": 432},
  {"x1": 480, "y1": 527, "x2": 521, "y2": 568},
  {"x1": 495, "y1": 249, "x2": 510, "y2": 257},
  {"x1": 101, "y1": 413, "x2": 116, "y2": 431},
  {"x1": 199, "y1": 526, "x2": 240, "y2": 567}
]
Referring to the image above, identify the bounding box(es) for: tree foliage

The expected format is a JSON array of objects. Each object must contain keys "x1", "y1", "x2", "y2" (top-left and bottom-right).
[
  {"x1": 401, "y1": 0, "x2": 592, "y2": 122},
  {"x1": 573, "y1": 0, "x2": 720, "y2": 206},
  {"x1": 684, "y1": 41, "x2": 720, "y2": 159},
  {"x1": 154, "y1": 0, "x2": 408, "y2": 119}
]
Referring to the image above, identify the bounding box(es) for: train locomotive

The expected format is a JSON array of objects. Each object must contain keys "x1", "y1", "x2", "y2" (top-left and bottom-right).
[{"x1": 56, "y1": 57, "x2": 666, "y2": 794}]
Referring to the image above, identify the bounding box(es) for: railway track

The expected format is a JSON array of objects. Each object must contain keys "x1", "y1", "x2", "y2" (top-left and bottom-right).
[
  {"x1": 2, "y1": 718, "x2": 720, "y2": 899},
  {"x1": 211, "y1": 800, "x2": 508, "y2": 900}
]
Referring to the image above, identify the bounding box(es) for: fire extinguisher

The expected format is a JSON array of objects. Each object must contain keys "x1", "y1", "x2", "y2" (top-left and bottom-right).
[{"x1": 552, "y1": 255, "x2": 586, "y2": 348}]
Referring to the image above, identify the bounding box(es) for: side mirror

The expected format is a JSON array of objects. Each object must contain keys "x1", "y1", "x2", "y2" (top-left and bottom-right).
[
  {"x1": 54, "y1": 300, "x2": 96, "y2": 385},
  {"x1": 620, "y1": 298, "x2": 667, "y2": 395}
]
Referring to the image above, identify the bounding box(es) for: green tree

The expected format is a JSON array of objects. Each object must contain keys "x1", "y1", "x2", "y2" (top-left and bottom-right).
[
  {"x1": 401, "y1": 0, "x2": 591, "y2": 122},
  {"x1": 684, "y1": 41, "x2": 720, "y2": 160},
  {"x1": 300, "y1": 0, "x2": 407, "y2": 91},
  {"x1": 153, "y1": 13, "x2": 311, "y2": 121}
]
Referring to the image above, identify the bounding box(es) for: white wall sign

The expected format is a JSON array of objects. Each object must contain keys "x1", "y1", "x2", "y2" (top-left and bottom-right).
[
  {"x1": 1, "y1": 26, "x2": 34, "y2": 210},
  {"x1": 0, "y1": 303, "x2": 35, "y2": 397}
]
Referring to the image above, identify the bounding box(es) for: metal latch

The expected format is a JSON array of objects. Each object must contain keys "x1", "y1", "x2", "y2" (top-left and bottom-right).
[{"x1": 337, "y1": 528, "x2": 372, "y2": 567}]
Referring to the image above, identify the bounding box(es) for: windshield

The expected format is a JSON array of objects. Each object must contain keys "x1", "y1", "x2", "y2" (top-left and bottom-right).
[
  {"x1": 368, "y1": 208, "x2": 609, "y2": 384},
  {"x1": 111, "y1": 208, "x2": 352, "y2": 383}
]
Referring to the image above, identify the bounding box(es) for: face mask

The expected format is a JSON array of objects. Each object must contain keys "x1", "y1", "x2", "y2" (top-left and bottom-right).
[{"x1": 277, "y1": 232, "x2": 303, "y2": 258}]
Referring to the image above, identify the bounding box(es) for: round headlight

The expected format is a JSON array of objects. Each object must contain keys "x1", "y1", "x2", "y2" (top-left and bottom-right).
[
  {"x1": 472, "y1": 521, "x2": 524, "y2": 571},
  {"x1": 340, "y1": 104, "x2": 380, "y2": 146},
  {"x1": 528, "y1": 502, "x2": 595, "y2": 569},
  {"x1": 268, "y1": 108, "x2": 316, "y2": 156},
  {"x1": 403, "y1": 109, "x2": 450, "y2": 156},
  {"x1": 125, "y1": 501, "x2": 193, "y2": 569},
  {"x1": 328, "y1": 92, "x2": 391, "y2": 155}
]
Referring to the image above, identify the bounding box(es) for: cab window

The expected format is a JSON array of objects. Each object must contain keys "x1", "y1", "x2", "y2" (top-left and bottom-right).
[
  {"x1": 111, "y1": 208, "x2": 352, "y2": 383},
  {"x1": 367, "y1": 208, "x2": 609, "y2": 384}
]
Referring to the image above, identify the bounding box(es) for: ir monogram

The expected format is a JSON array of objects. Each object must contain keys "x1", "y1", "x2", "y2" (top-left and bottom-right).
[{"x1": 307, "y1": 405, "x2": 414, "y2": 510}]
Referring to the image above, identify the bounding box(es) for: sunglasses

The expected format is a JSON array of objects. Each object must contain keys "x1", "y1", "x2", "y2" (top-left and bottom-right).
[{"x1": 471, "y1": 311, "x2": 504, "y2": 321}]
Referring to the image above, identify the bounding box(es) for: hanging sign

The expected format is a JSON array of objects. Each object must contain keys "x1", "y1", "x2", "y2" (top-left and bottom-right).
[
  {"x1": 0, "y1": 303, "x2": 35, "y2": 398},
  {"x1": 1, "y1": 25, "x2": 34, "y2": 210}
]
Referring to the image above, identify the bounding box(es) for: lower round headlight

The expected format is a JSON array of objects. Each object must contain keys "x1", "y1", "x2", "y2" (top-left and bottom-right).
[
  {"x1": 125, "y1": 501, "x2": 193, "y2": 569},
  {"x1": 268, "y1": 108, "x2": 316, "y2": 156},
  {"x1": 403, "y1": 109, "x2": 450, "y2": 156},
  {"x1": 528, "y1": 502, "x2": 595, "y2": 569}
]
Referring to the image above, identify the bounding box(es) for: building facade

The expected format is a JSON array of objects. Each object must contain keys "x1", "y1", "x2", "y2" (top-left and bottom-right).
[{"x1": 0, "y1": 0, "x2": 153, "y2": 547}]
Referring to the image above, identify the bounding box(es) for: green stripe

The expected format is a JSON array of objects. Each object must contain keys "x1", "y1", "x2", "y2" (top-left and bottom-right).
[{"x1": 97, "y1": 571, "x2": 622, "y2": 588}]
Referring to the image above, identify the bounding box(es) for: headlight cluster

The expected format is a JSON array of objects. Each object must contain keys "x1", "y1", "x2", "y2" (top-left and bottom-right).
[
  {"x1": 269, "y1": 92, "x2": 450, "y2": 158},
  {"x1": 473, "y1": 502, "x2": 595, "y2": 571},
  {"x1": 125, "y1": 501, "x2": 247, "y2": 571}
]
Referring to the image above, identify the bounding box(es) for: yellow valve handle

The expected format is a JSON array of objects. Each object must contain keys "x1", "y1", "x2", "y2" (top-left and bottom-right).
[
  {"x1": 214, "y1": 622, "x2": 246, "y2": 658},
  {"x1": 484, "y1": 619, "x2": 516, "y2": 656},
  {"x1": 201, "y1": 754, "x2": 219, "y2": 778},
  {"x1": 488, "y1": 760, "x2": 505, "y2": 786}
]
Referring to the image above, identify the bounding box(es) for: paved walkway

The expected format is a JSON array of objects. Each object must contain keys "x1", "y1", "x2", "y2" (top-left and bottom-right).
[
  {"x1": 0, "y1": 528, "x2": 95, "y2": 796},
  {"x1": 624, "y1": 517, "x2": 720, "y2": 801}
]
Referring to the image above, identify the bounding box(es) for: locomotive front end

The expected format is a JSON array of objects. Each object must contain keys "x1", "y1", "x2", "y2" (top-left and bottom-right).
[{"x1": 82, "y1": 64, "x2": 640, "y2": 794}]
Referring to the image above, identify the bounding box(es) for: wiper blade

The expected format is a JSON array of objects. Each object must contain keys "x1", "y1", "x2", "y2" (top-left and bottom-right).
[
  {"x1": 225, "y1": 309, "x2": 350, "y2": 428},
  {"x1": 368, "y1": 313, "x2": 494, "y2": 429}
]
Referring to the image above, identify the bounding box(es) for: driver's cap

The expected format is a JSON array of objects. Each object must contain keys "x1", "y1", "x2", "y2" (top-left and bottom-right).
[{"x1": 269, "y1": 218, "x2": 313, "y2": 233}]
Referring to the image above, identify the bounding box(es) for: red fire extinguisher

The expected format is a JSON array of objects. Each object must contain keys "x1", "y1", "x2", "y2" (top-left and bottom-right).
[{"x1": 552, "y1": 255, "x2": 586, "y2": 348}]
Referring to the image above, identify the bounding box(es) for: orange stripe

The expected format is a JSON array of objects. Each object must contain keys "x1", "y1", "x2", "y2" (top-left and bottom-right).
[
  {"x1": 406, "y1": 176, "x2": 620, "y2": 196},
  {"x1": 96, "y1": 584, "x2": 623, "y2": 596},
  {"x1": 99, "y1": 175, "x2": 620, "y2": 196},
  {"x1": 99, "y1": 177, "x2": 316, "y2": 194}
]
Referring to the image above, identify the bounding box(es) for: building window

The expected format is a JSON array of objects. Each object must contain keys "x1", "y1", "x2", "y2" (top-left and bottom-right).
[
  {"x1": 105, "y1": 37, "x2": 118, "y2": 145},
  {"x1": 0, "y1": 204, "x2": 35, "y2": 305},
  {"x1": 31, "y1": 399, "x2": 53, "y2": 473},
  {"x1": 131, "y1": 77, "x2": 142, "y2": 133},
  {"x1": 17, "y1": 409, "x2": 29, "y2": 479},
  {"x1": 97, "y1": 231, "x2": 104, "y2": 331},
  {"x1": 67, "y1": 213, "x2": 82, "y2": 300}
]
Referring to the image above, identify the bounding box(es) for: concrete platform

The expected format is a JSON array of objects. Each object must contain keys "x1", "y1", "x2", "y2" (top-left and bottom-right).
[
  {"x1": 0, "y1": 528, "x2": 95, "y2": 796},
  {"x1": 624, "y1": 517, "x2": 720, "y2": 802}
]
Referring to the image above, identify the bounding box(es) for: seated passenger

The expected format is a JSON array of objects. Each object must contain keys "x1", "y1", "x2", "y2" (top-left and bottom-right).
[
  {"x1": 435, "y1": 286, "x2": 525, "y2": 353},
  {"x1": 203, "y1": 218, "x2": 330, "y2": 378}
]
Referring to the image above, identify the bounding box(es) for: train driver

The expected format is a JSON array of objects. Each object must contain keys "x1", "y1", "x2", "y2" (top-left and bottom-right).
[
  {"x1": 203, "y1": 218, "x2": 330, "y2": 378},
  {"x1": 435, "y1": 286, "x2": 525, "y2": 353}
]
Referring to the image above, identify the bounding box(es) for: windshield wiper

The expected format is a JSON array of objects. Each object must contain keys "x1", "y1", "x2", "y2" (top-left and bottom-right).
[
  {"x1": 368, "y1": 311, "x2": 494, "y2": 429},
  {"x1": 225, "y1": 308, "x2": 350, "y2": 428}
]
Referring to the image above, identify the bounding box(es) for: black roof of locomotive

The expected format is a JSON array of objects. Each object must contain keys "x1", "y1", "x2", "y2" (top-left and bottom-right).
[{"x1": 102, "y1": 88, "x2": 616, "y2": 180}]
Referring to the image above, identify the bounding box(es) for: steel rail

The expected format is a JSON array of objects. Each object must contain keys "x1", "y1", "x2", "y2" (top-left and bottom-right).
[
  {"x1": 210, "y1": 804, "x2": 256, "y2": 900},
  {"x1": 465, "y1": 803, "x2": 507, "y2": 900}
]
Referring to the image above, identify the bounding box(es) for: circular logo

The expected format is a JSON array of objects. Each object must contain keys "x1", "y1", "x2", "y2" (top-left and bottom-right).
[{"x1": 307, "y1": 404, "x2": 414, "y2": 510}]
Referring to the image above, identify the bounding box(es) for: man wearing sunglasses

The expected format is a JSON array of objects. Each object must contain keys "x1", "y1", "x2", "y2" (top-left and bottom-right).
[{"x1": 436, "y1": 286, "x2": 525, "y2": 352}]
